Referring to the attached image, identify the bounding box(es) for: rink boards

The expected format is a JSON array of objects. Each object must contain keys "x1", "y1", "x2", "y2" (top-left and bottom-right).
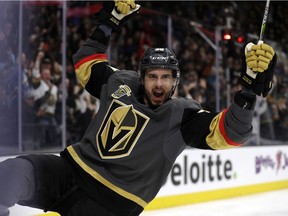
[
  {"x1": 146, "y1": 145, "x2": 288, "y2": 210},
  {"x1": 1, "y1": 145, "x2": 288, "y2": 215}
]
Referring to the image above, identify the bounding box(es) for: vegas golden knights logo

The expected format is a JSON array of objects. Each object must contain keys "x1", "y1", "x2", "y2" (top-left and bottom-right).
[{"x1": 97, "y1": 100, "x2": 150, "y2": 159}]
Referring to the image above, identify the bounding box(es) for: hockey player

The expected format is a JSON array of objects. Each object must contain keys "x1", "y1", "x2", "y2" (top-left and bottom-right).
[{"x1": 0, "y1": 1, "x2": 277, "y2": 216}]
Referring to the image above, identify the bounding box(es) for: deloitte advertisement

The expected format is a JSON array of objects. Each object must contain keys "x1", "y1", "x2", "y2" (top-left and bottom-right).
[{"x1": 157, "y1": 146, "x2": 288, "y2": 197}]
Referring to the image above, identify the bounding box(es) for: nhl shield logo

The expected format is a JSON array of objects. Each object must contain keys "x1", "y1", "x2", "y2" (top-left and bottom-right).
[
  {"x1": 97, "y1": 100, "x2": 150, "y2": 159},
  {"x1": 112, "y1": 85, "x2": 131, "y2": 99}
]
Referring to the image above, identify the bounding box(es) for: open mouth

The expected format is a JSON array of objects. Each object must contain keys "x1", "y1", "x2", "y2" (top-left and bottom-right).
[
  {"x1": 152, "y1": 90, "x2": 165, "y2": 102},
  {"x1": 153, "y1": 91, "x2": 163, "y2": 98}
]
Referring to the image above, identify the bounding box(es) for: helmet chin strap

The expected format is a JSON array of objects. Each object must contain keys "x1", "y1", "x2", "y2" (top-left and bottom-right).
[{"x1": 168, "y1": 79, "x2": 178, "y2": 98}]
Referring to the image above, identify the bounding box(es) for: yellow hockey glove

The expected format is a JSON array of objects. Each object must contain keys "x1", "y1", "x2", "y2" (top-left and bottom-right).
[
  {"x1": 240, "y1": 42, "x2": 277, "y2": 97},
  {"x1": 114, "y1": 0, "x2": 136, "y2": 15},
  {"x1": 246, "y1": 43, "x2": 275, "y2": 72},
  {"x1": 93, "y1": 1, "x2": 140, "y2": 32}
]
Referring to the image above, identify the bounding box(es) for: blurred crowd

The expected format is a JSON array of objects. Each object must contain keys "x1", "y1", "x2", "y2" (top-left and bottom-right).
[{"x1": 0, "y1": 1, "x2": 287, "y2": 152}]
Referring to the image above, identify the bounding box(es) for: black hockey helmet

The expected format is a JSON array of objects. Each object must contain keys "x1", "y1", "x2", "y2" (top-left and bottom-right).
[
  {"x1": 138, "y1": 48, "x2": 180, "y2": 96},
  {"x1": 138, "y1": 48, "x2": 180, "y2": 81}
]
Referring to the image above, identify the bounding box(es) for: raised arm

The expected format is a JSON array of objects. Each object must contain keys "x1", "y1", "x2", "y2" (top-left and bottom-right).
[
  {"x1": 72, "y1": 1, "x2": 140, "y2": 98},
  {"x1": 181, "y1": 42, "x2": 277, "y2": 150}
]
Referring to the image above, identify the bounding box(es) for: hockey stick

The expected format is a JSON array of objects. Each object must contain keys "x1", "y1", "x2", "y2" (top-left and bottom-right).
[{"x1": 259, "y1": 0, "x2": 271, "y2": 42}]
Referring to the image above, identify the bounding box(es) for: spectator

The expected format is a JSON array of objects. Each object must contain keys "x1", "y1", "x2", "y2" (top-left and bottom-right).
[{"x1": 27, "y1": 51, "x2": 59, "y2": 148}]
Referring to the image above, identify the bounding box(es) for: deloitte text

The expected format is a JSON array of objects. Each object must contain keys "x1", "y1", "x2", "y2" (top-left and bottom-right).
[{"x1": 163, "y1": 154, "x2": 234, "y2": 186}]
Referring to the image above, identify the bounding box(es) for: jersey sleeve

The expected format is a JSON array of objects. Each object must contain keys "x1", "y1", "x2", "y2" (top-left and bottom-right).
[
  {"x1": 72, "y1": 27, "x2": 117, "y2": 98},
  {"x1": 181, "y1": 91, "x2": 256, "y2": 150}
]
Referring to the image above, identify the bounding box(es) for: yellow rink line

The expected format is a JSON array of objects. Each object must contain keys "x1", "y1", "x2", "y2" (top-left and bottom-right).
[
  {"x1": 146, "y1": 180, "x2": 288, "y2": 210},
  {"x1": 35, "y1": 180, "x2": 288, "y2": 216},
  {"x1": 34, "y1": 213, "x2": 59, "y2": 216}
]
